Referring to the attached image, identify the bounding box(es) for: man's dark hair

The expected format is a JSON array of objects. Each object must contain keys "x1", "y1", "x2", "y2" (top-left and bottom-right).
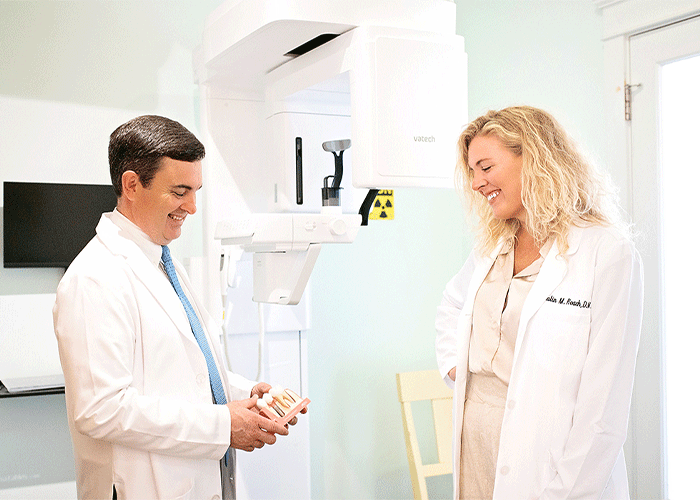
[{"x1": 108, "y1": 115, "x2": 205, "y2": 197}]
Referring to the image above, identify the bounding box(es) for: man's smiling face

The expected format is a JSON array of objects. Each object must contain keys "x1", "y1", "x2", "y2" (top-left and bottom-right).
[{"x1": 129, "y1": 157, "x2": 202, "y2": 245}]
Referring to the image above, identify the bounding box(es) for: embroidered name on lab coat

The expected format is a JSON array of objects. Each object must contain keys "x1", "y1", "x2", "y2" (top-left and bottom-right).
[{"x1": 546, "y1": 295, "x2": 591, "y2": 309}]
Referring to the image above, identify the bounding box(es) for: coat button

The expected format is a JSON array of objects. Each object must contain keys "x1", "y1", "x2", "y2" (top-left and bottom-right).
[
  {"x1": 212, "y1": 496, "x2": 221, "y2": 500},
  {"x1": 500, "y1": 465, "x2": 510, "y2": 475},
  {"x1": 197, "y1": 373, "x2": 207, "y2": 385},
  {"x1": 507, "y1": 400, "x2": 516, "y2": 410}
]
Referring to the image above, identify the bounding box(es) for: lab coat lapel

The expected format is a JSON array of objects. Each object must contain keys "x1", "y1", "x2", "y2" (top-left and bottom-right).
[
  {"x1": 129, "y1": 254, "x2": 198, "y2": 344},
  {"x1": 175, "y1": 260, "x2": 232, "y2": 391},
  {"x1": 513, "y1": 225, "x2": 584, "y2": 360},
  {"x1": 95, "y1": 216, "x2": 198, "y2": 345}
]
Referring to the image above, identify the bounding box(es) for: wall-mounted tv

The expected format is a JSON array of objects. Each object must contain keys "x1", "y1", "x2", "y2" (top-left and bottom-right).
[{"x1": 3, "y1": 182, "x2": 117, "y2": 268}]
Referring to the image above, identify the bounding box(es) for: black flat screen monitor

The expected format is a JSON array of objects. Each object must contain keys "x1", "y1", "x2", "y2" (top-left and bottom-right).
[{"x1": 3, "y1": 182, "x2": 117, "y2": 268}]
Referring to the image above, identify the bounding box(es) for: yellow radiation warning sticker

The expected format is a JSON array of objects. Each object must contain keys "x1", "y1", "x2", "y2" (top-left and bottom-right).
[{"x1": 369, "y1": 190, "x2": 394, "y2": 220}]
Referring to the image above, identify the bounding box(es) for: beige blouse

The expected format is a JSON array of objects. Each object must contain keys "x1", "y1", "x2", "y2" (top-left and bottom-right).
[{"x1": 468, "y1": 240, "x2": 552, "y2": 385}]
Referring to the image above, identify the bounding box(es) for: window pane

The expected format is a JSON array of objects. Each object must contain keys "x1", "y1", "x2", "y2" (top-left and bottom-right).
[{"x1": 660, "y1": 53, "x2": 700, "y2": 500}]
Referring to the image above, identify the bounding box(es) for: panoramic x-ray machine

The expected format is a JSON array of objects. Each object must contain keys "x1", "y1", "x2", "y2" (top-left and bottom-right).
[
  {"x1": 194, "y1": 0, "x2": 467, "y2": 497},
  {"x1": 196, "y1": 0, "x2": 467, "y2": 308}
]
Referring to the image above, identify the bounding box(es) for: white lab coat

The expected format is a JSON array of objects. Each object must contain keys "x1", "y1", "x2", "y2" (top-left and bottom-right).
[
  {"x1": 53, "y1": 212, "x2": 254, "y2": 500},
  {"x1": 435, "y1": 224, "x2": 643, "y2": 500}
]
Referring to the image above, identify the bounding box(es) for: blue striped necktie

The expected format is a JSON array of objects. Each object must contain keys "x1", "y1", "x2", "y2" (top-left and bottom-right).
[{"x1": 161, "y1": 245, "x2": 228, "y2": 405}]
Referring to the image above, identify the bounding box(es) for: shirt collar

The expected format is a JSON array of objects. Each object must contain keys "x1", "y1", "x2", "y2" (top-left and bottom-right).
[
  {"x1": 497, "y1": 237, "x2": 554, "y2": 278},
  {"x1": 107, "y1": 209, "x2": 163, "y2": 268},
  {"x1": 499, "y1": 239, "x2": 514, "y2": 256},
  {"x1": 517, "y1": 239, "x2": 553, "y2": 277},
  {"x1": 499, "y1": 237, "x2": 554, "y2": 258}
]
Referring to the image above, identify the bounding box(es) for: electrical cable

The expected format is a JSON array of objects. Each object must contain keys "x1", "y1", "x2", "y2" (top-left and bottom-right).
[
  {"x1": 220, "y1": 249, "x2": 234, "y2": 372},
  {"x1": 359, "y1": 189, "x2": 379, "y2": 226},
  {"x1": 255, "y1": 301, "x2": 265, "y2": 382},
  {"x1": 331, "y1": 150, "x2": 344, "y2": 188},
  {"x1": 222, "y1": 299, "x2": 234, "y2": 372}
]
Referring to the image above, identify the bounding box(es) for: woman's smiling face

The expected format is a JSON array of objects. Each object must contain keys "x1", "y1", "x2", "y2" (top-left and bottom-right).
[{"x1": 468, "y1": 133, "x2": 526, "y2": 223}]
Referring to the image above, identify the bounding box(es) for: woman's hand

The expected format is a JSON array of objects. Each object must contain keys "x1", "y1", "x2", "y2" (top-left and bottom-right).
[{"x1": 448, "y1": 367, "x2": 456, "y2": 381}]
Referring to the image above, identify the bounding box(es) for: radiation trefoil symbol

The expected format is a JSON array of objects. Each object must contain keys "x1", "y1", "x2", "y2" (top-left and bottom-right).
[{"x1": 369, "y1": 190, "x2": 394, "y2": 220}]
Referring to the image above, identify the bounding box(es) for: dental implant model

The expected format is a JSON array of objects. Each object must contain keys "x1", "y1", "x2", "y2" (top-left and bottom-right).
[{"x1": 256, "y1": 386, "x2": 310, "y2": 425}]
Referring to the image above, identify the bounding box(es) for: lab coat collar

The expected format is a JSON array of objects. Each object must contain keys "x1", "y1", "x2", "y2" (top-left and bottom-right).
[
  {"x1": 511, "y1": 224, "x2": 586, "y2": 362},
  {"x1": 95, "y1": 212, "x2": 198, "y2": 347},
  {"x1": 107, "y1": 209, "x2": 163, "y2": 267},
  {"x1": 562, "y1": 223, "x2": 585, "y2": 256}
]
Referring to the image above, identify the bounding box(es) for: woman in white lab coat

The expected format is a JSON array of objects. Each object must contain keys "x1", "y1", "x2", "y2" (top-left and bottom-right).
[{"x1": 435, "y1": 106, "x2": 643, "y2": 500}]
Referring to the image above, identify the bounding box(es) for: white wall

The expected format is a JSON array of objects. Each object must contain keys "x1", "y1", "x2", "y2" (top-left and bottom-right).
[
  {"x1": 0, "y1": 0, "x2": 219, "y2": 492},
  {"x1": 0, "y1": 0, "x2": 608, "y2": 498}
]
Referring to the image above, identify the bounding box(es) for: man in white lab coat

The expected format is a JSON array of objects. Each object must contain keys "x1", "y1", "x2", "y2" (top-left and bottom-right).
[{"x1": 53, "y1": 115, "x2": 288, "y2": 500}]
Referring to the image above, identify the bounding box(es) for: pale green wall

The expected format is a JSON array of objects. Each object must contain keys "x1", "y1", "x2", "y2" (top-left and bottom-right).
[
  {"x1": 460, "y1": 0, "x2": 605, "y2": 159},
  {"x1": 0, "y1": 0, "x2": 606, "y2": 498}
]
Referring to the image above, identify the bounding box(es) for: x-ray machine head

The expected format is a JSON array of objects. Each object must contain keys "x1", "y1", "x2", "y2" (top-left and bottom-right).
[{"x1": 194, "y1": 0, "x2": 468, "y2": 306}]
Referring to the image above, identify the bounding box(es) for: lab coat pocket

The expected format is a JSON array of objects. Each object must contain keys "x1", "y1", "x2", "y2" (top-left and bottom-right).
[
  {"x1": 155, "y1": 476, "x2": 195, "y2": 500},
  {"x1": 113, "y1": 479, "x2": 125, "y2": 500},
  {"x1": 171, "y1": 481, "x2": 195, "y2": 500},
  {"x1": 531, "y1": 306, "x2": 590, "y2": 374},
  {"x1": 152, "y1": 460, "x2": 197, "y2": 500},
  {"x1": 534, "y1": 452, "x2": 559, "y2": 498}
]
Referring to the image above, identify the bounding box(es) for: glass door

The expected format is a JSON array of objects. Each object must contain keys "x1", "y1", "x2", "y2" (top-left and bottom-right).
[{"x1": 629, "y1": 15, "x2": 700, "y2": 499}]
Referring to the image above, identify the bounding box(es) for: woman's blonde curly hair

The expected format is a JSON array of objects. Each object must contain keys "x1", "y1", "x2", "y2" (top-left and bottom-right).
[{"x1": 456, "y1": 106, "x2": 624, "y2": 255}]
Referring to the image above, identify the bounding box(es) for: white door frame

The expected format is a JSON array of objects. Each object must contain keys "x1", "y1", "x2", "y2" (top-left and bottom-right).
[{"x1": 598, "y1": 0, "x2": 700, "y2": 498}]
